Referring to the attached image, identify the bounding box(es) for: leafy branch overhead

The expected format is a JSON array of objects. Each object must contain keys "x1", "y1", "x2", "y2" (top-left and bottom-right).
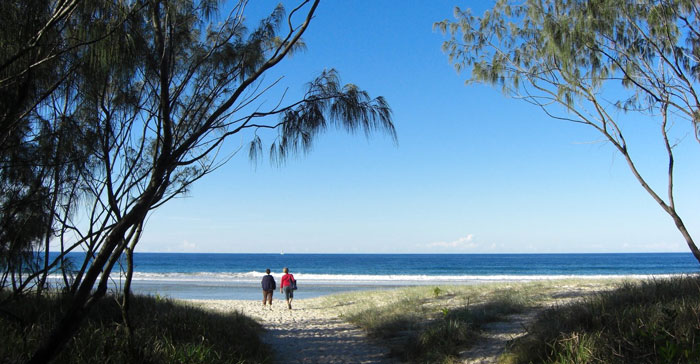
[
  {"x1": 248, "y1": 69, "x2": 395, "y2": 165},
  {"x1": 437, "y1": 0, "x2": 700, "y2": 138},
  {"x1": 437, "y1": 0, "x2": 700, "y2": 262}
]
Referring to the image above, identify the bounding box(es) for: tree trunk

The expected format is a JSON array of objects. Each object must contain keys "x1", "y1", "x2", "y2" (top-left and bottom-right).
[
  {"x1": 38, "y1": 158, "x2": 62, "y2": 295},
  {"x1": 613, "y1": 132, "x2": 700, "y2": 265},
  {"x1": 120, "y1": 244, "x2": 135, "y2": 352},
  {"x1": 669, "y1": 211, "x2": 700, "y2": 263},
  {"x1": 27, "y1": 204, "x2": 149, "y2": 364}
]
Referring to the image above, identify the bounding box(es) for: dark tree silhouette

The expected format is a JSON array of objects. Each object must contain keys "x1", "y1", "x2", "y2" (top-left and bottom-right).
[{"x1": 1, "y1": 1, "x2": 397, "y2": 362}]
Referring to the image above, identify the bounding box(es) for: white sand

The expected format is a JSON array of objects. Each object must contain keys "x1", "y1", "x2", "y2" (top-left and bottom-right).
[{"x1": 189, "y1": 296, "x2": 395, "y2": 363}]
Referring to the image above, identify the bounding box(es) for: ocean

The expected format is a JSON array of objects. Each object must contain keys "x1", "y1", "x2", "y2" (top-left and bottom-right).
[{"x1": 53, "y1": 253, "x2": 700, "y2": 300}]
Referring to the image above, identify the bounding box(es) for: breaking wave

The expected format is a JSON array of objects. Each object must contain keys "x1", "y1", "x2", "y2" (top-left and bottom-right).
[{"x1": 119, "y1": 271, "x2": 685, "y2": 285}]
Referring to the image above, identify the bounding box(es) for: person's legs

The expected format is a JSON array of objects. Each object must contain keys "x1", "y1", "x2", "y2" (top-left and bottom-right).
[
  {"x1": 262, "y1": 290, "x2": 267, "y2": 306},
  {"x1": 284, "y1": 287, "x2": 292, "y2": 309},
  {"x1": 266, "y1": 291, "x2": 273, "y2": 308}
]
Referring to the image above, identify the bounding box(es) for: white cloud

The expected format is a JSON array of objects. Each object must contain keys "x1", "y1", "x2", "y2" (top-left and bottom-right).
[
  {"x1": 180, "y1": 240, "x2": 197, "y2": 252},
  {"x1": 426, "y1": 234, "x2": 477, "y2": 250}
]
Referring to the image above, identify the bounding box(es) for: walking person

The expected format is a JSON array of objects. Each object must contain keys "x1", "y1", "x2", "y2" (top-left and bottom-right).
[
  {"x1": 280, "y1": 267, "x2": 296, "y2": 310},
  {"x1": 261, "y1": 268, "x2": 276, "y2": 309}
]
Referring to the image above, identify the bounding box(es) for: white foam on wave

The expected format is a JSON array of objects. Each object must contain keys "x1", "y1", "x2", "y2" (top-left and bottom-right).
[{"x1": 119, "y1": 271, "x2": 691, "y2": 284}]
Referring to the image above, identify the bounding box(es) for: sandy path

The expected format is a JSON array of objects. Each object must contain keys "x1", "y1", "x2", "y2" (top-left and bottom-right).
[
  {"x1": 191, "y1": 297, "x2": 396, "y2": 363},
  {"x1": 459, "y1": 311, "x2": 536, "y2": 363}
]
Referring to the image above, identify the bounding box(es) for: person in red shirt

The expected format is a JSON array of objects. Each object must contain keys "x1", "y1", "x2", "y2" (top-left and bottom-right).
[{"x1": 279, "y1": 267, "x2": 295, "y2": 309}]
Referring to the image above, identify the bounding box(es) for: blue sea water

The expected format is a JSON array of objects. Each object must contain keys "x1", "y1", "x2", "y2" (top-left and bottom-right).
[{"x1": 54, "y1": 253, "x2": 700, "y2": 300}]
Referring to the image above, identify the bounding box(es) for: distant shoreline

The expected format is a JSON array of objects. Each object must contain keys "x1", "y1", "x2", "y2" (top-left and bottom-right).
[
  {"x1": 45, "y1": 252, "x2": 699, "y2": 300},
  {"x1": 118, "y1": 273, "x2": 695, "y2": 301}
]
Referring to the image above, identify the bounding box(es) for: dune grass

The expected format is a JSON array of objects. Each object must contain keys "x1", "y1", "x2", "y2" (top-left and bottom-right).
[
  {"x1": 0, "y1": 293, "x2": 271, "y2": 364},
  {"x1": 323, "y1": 280, "x2": 611, "y2": 363},
  {"x1": 502, "y1": 276, "x2": 700, "y2": 364},
  {"x1": 324, "y1": 277, "x2": 700, "y2": 364}
]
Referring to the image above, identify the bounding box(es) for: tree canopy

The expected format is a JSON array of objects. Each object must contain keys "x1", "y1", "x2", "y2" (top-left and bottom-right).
[
  {"x1": 1, "y1": 1, "x2": 395, "y2": 362},
  {"x1": 437, "y1": 0, "x2": 700, "y2": 261}
]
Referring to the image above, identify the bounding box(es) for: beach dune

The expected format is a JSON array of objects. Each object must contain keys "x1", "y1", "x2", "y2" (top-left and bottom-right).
[{"x1": 189, "y1": 279, "x2": 627, "y2": 363}]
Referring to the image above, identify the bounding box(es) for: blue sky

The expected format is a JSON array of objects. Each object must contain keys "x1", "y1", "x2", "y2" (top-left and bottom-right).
[{"x1": 137, "y1": 1, "x2": 699, "y2": 254}]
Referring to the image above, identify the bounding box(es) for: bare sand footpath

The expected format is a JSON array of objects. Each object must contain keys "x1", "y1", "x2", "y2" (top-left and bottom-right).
[{"x1": 190, "y1": 297, "x2": 397, "y2": 363}]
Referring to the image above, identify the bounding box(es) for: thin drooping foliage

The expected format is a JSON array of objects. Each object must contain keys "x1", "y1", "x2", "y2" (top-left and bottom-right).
[
  {"x1": 437, "y1": 0, "x2": 700, "y2": 262},
  {"x1": 2, "y1": 1, "x2": 395, "y2": 363},
  {"x1": 1, "y1": 0, "x2": 150, "y2": 296},
  {"x1": 0, "y1": 0, "x2": 96, "y2": 296}
]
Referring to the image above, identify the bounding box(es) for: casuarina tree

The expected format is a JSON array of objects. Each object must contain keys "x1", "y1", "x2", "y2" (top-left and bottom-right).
[
  {"x1": 437, "y1": 0, "x2": 699, "y2": 262},
  {"x1": 20, "y1": 1, "x2": 395, "y2": 363},
  {"x1": 0, "y1": 0, "x2": 95, "y2": 296},
  {"x1": 1, "y1": 0, "x2": 149, "y2": 297}
]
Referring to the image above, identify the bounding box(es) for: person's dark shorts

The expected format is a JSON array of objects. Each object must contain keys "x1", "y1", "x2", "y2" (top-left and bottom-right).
[{"x1": 283, "y1": 286, "x2": 294, "y2": 299}]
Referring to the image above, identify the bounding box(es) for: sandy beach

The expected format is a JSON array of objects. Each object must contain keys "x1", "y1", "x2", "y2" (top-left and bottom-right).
[
  {"x1": 190, "y1": 296, "x2": 394, "y2": 363},
  {"x1": 188, "y1": 280, "x2": 621, "y2": 363}
]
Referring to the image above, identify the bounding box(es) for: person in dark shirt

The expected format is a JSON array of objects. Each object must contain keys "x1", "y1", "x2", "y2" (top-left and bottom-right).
[{"x1": 261, "y1": 268, "x2": 276, "y2": 309}]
